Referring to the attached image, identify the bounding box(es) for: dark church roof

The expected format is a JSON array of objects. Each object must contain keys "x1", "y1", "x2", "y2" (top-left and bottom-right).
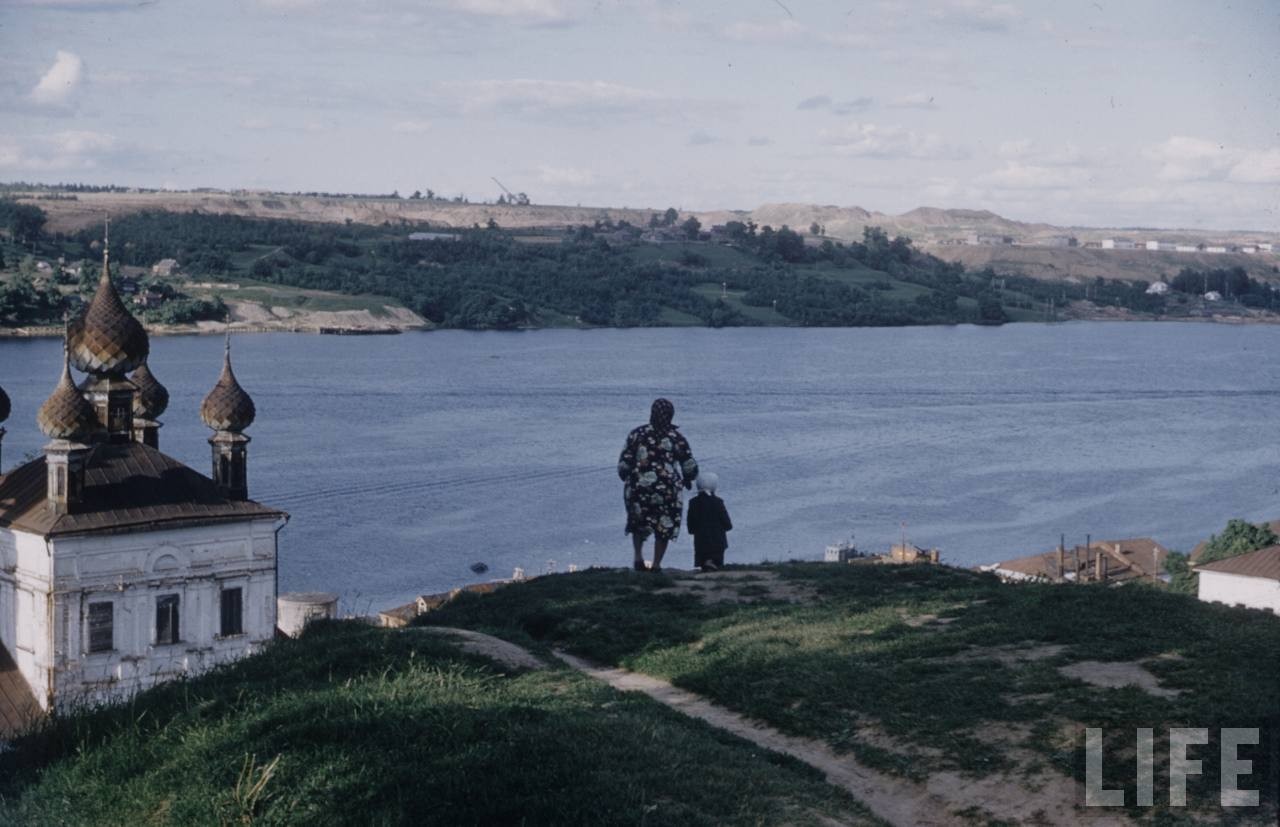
[{"x1": 0, "y1": 442, "x2": 284, "y2": 539}]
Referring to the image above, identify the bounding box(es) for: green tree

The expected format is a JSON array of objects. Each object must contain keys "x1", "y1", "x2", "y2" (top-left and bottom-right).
[
  {"x1": 809, "y1": 222, "x2": 821, "y2": 236},
  {"x1": 0, "y1": 201, "x2": 47, "y2": 246},
  {"x1": 662, "y1": 207, "x2": 679, "y2": 227},
  {"x1": 1198, "y1": 519, "x2": 1278, "y2": 565},
  {"x1": 680, "y1": 216, "x2": 701, "y2": 240},
  {"x1": 977, "y1": 294, "x2": 1007, "y2": 324},
  {"x1": 1164, "y1": 552, "x2": 1197, "y2": 594}
]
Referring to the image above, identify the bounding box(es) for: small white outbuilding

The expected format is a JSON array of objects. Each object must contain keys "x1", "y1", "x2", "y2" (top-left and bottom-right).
[{"x1": 1196, "y1": 545, "x2": 1280, "y2": 614}]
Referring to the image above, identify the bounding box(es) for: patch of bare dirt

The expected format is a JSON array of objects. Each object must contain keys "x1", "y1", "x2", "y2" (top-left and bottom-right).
[
  {"x1": 942, "y1": 642, "x2": 1068, "y2": 666},
  {"x1": 410, "y1": 627, "x2": 546, "y2": 671},
  {"x1": 652, "y1": 570, "x2": 816, "y2": 604},
  {"x1": 1057, "y1": 660, "x2": 1180, "y2": 699},
  {"x1": 199, "y1": 302, "x2": 427, "y2": 334}
]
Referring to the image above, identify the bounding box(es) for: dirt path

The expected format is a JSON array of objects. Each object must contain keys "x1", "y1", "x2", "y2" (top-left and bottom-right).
[
  {"x1": 410, "y1": 627, "x2": 547, "y2": 671},
  {"x1": 556, "y1": 650, "x2": 1127, "y2": 827}
]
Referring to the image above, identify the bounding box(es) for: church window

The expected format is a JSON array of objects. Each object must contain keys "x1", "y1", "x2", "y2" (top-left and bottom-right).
[
  {"x1": 155, "y1": 594, "x2": 180, "y2": 645},
  {"x1": 220, "y1": 587, "x2": 243, "y2": 637},
  {"x1": 88, "y1": 601, "x2": 114, "y2": 653}
]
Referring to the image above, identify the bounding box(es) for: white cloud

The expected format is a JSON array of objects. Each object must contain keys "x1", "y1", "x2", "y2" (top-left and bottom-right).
[
  {"x1": 1144, "y1": 136, "x2": 1234, "y2": 182},
  {"x1": 1228, "y1": 148, "x2": 1280, "y2": 185},
  {"x1": 9, "y1": 1, "x2": 136, "y2": 7},
  {"x1": 929, "y1": 0, "x2": 1021, "y2": 32},
  {"x1": 0, "y1": 130, "x2": 121, "y2": 172},
  {"x1": 721, "y1": 18, "x2": 868, "y2": 48},
  {"x1": 392, "y1": 119, "x2": 432, "y2": 134},
  {"x1": 536, "y1": 164, "x2": 595, "y2": 187},
  {"x1": 983, "y1": 162, "x2": 1079, "y2": 190},
  {"x1": 1144, "y1": 137, "x2": 1280, "y2": 186},
  {"x1": 441, "y1": 0, "x2": 572, "y2": 24},
  {"x1": 997, "y1": 140, "x2": 1087, "y2": 166},
  {"x1": 687, "y1": 131, "x2": 721, "y2": 146},
  {"x1": 443, "y1": 79, "x2": 671, "y2": 119},
  {"x1": 51, "y1": 130, "x2": 117, "y2": 154},
  {"x1": 819, "y1": 122, "x2": 966, "y2": 160},
  {"x1": 797, "y1": 95, "x2": 831, "y2": 111},
  {"x1": 30, "y1": 50, "x2": 83, "y2": 106},
  {"x1": 833, "y1": 97, "x2": 875, "y2": 114},
  {"x1": 239, "y1": 117, "x2": 273, "y2": 131},
  {"x1": 747, "y1": 136, "x2": 773, "y2": 147},
  {"x1": 722, "y1": 18, "x2": 806, "y2": 43},
  {"x1": 889, "y1": 92, "x2": 937, "y2": 110}
]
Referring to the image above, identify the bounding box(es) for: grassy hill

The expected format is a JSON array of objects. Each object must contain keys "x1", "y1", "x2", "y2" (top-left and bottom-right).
[
  {"x1": 3, "y1": 563, "x2": 1276, "y2": 824},
  {"x1": 0, "y1": 620, "x2": 870, "y2": 826}
]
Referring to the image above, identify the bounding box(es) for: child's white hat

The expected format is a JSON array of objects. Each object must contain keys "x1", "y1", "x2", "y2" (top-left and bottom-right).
[{"x1": 696, "y1": 472, "x2": 719, "y2": 493}]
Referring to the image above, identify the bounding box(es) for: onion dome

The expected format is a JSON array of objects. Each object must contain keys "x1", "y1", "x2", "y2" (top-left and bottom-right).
[
  {"x1": 38, "y1": 351, "x2": 98, "y2": 440},
  {"x1": 67, "y1": 252, "x2": 149, "y2": 376},
  {"x1": 0, "y1": 384, "x2": 9, "y2": 424},
  {"x1": 130, "y1": 361, "x2": 169, "y2": 419},
  {"x1": 200, "y1": 338, "x2": 255, "y2": 432}
]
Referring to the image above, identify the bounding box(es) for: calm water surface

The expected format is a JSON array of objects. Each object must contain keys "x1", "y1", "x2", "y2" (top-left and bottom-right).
[{"x1": 2, "y1": 323, "x2": 1277, "y2": 611}]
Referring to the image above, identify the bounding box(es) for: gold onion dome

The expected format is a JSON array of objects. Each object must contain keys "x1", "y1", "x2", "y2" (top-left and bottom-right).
[
  {"x1": 200, "y1": 340, "x2": 255, "y2": 432},
  {"x1": 130, "y1": 361, "x2": 169, "y2": 419},
  {"x1": 68, "y1": 258, "x2": 149, "y2": 376},
  {"x1": 38, "y1": 352, "x2": 98, "y2": 440}
]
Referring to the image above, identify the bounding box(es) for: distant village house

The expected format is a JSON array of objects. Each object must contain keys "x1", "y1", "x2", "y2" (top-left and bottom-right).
[
  {"x1": 980, "y1": 538, "x2": 1167, "y2": 584},
  {"x1": 150, "y1": 258, "x2": 179, "y2": 277},
  {"x1": 1196, "y1": 545, "x2": 1280, "y2": 614}
]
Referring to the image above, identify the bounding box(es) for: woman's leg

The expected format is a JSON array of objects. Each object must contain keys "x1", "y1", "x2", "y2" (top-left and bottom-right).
[
  {"x1": 651, "y1": 536, "x2": 670, "y2": 570},
  {"x1": 631, "y1": 533, "x2": 646, "y2": 570}
]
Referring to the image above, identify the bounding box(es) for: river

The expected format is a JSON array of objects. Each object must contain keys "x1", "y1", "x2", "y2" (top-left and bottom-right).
[{"x1": 2, "y1": 322, "x2": 1277, "y2": 611}]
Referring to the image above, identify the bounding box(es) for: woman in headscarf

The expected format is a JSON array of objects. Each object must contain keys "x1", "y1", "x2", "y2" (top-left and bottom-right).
[{"x1": 618, "y1": 398, "x2": 699, "y2": 572}]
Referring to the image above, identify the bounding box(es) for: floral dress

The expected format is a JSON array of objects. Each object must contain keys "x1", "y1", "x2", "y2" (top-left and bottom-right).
[{"x1": 618, "y1": 424, "x2": 699, "y2": 541}]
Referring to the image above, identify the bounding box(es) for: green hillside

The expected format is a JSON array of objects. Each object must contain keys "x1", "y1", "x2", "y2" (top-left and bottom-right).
[{"x1": 3, "y1": 563, "x2": 1277, "y2": 824}]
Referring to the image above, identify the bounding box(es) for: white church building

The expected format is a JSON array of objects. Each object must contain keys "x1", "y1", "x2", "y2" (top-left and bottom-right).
[{"x1": 0, "y1": 237, "x2": 286, "y2": 730}]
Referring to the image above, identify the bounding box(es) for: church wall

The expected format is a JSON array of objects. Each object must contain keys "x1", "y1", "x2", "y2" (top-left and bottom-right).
[
  {"x1": 45, "y1": 517, "x2": 282, "y2": 710},
  {"x1": 0, "y1": 527, "x2": 56, "y2": 710}
]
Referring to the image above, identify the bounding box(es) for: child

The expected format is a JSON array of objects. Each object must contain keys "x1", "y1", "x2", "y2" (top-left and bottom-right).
[{"x1": 686, "y1": 472, "x2": 733, "y2": 571}]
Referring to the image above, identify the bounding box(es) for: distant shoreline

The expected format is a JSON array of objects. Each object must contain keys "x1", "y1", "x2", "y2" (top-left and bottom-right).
[{"x1": 4, "y1": 314, "x2": 1280, "y2": 339}]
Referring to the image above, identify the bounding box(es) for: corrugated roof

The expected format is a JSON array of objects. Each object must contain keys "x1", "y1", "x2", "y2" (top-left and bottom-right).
[
  {"x1": 987, "y1": 538, "x2": 1168, "y2": 582},
  {"x1": 1196, "y1": 545, "x2": 1280, "y2": 582},
  {"x1": 0, "y1": 441, "x2": 285, "y2": 538}
]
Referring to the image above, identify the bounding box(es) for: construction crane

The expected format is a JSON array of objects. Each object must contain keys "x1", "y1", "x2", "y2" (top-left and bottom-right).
[{"x1": 491, "y1": 177, "x2": 529, "y2": 206}]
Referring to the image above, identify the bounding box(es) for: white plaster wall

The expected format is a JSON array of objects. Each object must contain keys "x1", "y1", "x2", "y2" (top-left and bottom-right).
[
  {"x1": 0, "y1": 528, "x2": 55, "y2": 709},
  {"x1": 0, "y1": 517, "x2": 285, "y2": 711},
  {"x1": 1198, "y1": 570, "x2": 1280, "y2": 614}
]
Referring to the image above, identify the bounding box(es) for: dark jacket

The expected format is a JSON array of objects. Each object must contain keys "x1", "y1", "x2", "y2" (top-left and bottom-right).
[{"x1": 687, "y1": 492, "x2": 732, "y2": 562}]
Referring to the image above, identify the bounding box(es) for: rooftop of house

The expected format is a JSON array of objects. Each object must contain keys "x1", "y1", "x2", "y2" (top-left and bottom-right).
[
  {"x1": 1196, "y1": 545, "x2": 1280, "y2": 582},
  {"x1": 0, "y1": 441, "x2": 285, "y2": 539},
  {"x1": 983, "y1": 537, "x2": 1168, "y2": 583}
]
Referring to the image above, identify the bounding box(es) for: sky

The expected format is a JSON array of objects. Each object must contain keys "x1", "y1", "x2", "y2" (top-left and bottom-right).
[{"x1": 1, "y1": 0, "x2": 1278, "y2": 231}]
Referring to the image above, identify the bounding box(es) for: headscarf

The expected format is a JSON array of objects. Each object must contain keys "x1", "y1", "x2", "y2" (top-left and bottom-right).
[
  {"x1": 696, "y1": 472, "x2": 718, "y2": 493},
  {"x1": 649, "y1": 397, "x2": 674, "y2": 432}
]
